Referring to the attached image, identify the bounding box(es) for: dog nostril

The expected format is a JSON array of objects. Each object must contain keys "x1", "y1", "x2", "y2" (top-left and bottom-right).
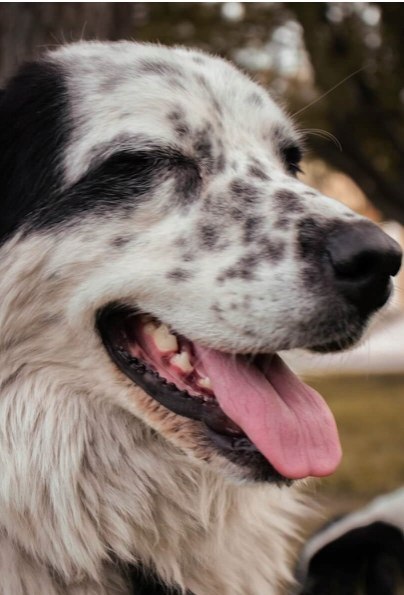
[
  {"x1": 326, "y1": 221, "x2": 402, "y2": 313},
  {"x1": 327, "y1": 222, "x2": 402, "y2": 280},
  {"x1": 330, "y1": 249, "x2": 377, "y2": 281}
]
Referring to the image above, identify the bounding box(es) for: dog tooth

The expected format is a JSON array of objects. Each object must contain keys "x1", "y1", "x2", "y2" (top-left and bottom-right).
[
  {"x1": 170, "y1": 351, "x2": 194, "y2": 373},
  {"x1": 153, "y1": 324, "x2": 178, "y2": 353},
  {"x1": 197, "y1": 376, "x2": 212, "y2": 390},
  {"x1": 143, "y1": 321, "x2": 159, "y2": 335}
]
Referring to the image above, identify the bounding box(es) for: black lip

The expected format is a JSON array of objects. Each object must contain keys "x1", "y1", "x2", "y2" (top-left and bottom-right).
[
  {"x1": 308, "y1": 326, "x2": 364, "y2": 353},
  {"x1": 96, "y1": 305, "x2": 291, "y2": 485}
]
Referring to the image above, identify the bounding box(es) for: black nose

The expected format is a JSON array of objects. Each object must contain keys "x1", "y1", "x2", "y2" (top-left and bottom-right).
[{"x1": 326, "y1": 221, "x2": 402, "y2": 315}]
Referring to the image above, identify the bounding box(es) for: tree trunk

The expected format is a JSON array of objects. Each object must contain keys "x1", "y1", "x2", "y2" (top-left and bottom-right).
[
  {"x1": 290, "y1": 2, "x2": 404, "y2": 223},
  {"x1": 0, "y1": 3, "x2": 135, "y2": 84}
]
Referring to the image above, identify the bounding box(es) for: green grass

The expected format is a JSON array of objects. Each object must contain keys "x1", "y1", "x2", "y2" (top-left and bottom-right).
[{"x1": 306, "y1": 374, "x2": 404, "y2": 501}]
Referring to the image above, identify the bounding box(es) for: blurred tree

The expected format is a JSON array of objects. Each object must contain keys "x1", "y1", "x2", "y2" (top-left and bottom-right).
[
  {"x1": 0, "y1": 2, "x2": 403, "y2": 222},
  {"x1": 0, "y1": 3, "x2": 134, "y2": 82},
  {"x1": 289, "y1": 3, "x2": 404, "y2": 223}
]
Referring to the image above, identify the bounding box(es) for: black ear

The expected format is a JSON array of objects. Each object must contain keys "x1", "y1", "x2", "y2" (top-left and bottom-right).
[{"x1": 0, "y1": 60, "x2": 69, "y2": 243}]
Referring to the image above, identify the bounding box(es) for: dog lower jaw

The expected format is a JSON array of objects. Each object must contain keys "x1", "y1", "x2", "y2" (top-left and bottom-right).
[
  {"x1": 308, "y1": 326, "x2": 365, "y2": 353},
  {"x1": 97, "y1": 305, "x2": 292, "y2": 485},
  {"x1": 96, "y1": 304, "x2": 344, "y2": 483}
]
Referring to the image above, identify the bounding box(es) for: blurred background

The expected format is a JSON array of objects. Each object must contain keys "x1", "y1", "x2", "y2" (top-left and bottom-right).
[{"x1": 1, "y1": 2, "x2": 403, "y2": 513}]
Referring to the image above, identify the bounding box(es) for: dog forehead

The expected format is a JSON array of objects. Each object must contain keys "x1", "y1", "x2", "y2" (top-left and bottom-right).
[{"x1": 50, "y1": 42, "x2": 292, "y2": 184}]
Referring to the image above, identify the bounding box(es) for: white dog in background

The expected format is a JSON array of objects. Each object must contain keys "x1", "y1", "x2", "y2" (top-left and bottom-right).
[{"x1": 0, "y1": 41, "x2": 401, "y2": 594}]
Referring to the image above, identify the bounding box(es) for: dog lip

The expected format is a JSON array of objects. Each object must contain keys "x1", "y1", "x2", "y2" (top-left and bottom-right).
[
  {"x1": 307, "y1": 332, "x2": 361, "y2": 353},
  {"x1": 96, "y1": 305, "x2": 244, "y2": 436},
  {"x1": 116, "y1": 345, "x2": 240, "y2": 431},
  {"x1": 96, "y1": 305, "x2": 292, "y2": 484}
]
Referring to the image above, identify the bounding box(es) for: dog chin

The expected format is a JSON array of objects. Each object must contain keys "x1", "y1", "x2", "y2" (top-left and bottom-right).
[{"x1": 306, "y1": 322, "x2": 365, "y2": 353}]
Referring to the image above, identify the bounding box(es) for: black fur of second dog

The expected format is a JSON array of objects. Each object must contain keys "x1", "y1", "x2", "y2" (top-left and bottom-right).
[{"x1": 299, "y1": 518, "x2": 404, "y2": 594}]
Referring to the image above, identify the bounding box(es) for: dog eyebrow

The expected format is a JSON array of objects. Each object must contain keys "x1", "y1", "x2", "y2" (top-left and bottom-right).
[{"x1": 86, "y1": 133, "x2": 187, "y2": 172}]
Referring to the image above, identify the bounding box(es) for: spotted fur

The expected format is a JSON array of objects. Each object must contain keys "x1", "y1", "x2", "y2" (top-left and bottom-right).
[{"x1": 0, "y1": 41, "x2": 369, "y2": 594}]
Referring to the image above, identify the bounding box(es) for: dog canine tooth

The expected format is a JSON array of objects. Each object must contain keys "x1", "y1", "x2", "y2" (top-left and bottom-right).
[
  {"x1": 170, "y1": 351, "x2": 194, "y2": 373},
  {"x1": 143, "y1": 321, "x2": 159, "y2": 335},
  {"x1": 153, "y1": 324, "x2": 178, "y2": 353}
]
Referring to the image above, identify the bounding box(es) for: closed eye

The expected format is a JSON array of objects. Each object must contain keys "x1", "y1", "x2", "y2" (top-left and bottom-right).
[
  {"x1": 80, "y1": 148, "x2": 199, "y2": 195},
  {"x1": 41, "y1": 148, "x2": 201, "y2": 226},
  {"x1": 281, "y1": 145, "x2": 303, "y2": 176}
]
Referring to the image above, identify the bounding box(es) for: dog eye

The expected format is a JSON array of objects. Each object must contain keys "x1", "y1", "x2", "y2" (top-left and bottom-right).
[
  {"x1": 281, "y1": 145, "x2": 303, "y2": 176},
  {"x1": 97, "y1": 151, "x2": 168, "y2": 175}
]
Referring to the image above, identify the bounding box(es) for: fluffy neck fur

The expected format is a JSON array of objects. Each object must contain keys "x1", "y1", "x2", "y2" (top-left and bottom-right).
[{"x1": 0, "y1": 235, "x2": 308, "y2": 595}]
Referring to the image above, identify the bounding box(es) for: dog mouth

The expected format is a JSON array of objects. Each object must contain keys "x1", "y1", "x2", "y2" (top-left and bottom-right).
[{"x1": 97, "y1": 306, "x2": 342, "y2": 482}]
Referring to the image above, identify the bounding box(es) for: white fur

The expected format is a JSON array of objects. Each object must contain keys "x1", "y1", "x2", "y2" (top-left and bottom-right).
[{"x1": 0, "y1": 232, "x2": 311, "y2": 594}]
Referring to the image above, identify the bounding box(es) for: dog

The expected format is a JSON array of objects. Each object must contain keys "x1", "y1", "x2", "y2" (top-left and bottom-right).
[
  {"x1": 297, "y1": 488, "x2": 404, "y2": 594},
  {"x1": 0, "y1": 41, "x2": 401, "y2": 594}
]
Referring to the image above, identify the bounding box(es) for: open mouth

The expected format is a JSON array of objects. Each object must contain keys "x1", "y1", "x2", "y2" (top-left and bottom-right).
[{"x1": 97, "y1": 306, "x2": 342, "y2": 483}]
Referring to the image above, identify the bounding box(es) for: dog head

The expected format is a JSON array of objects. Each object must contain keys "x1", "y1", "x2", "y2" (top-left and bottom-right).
[{"x1": 0, "y1": 42, "x2": 401, "y2": 484}]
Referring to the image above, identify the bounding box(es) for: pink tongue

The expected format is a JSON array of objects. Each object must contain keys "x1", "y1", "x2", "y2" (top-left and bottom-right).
[{"x1": 195, "y1": 347, "x2": 342, "y2": 479}]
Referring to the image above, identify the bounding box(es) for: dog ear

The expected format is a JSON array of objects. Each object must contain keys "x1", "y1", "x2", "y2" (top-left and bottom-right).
[
  {"x1": 0, "y1": 61, "x2": 69, "y2": 242},
  {"x1": 296, "y1": 490, "x2": 404, "y2": 595}
]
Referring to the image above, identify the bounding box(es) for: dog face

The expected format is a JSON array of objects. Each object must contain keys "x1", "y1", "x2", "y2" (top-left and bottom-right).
[{"x1": 0, "y1": 42, "x2": 401, "y2": 484}]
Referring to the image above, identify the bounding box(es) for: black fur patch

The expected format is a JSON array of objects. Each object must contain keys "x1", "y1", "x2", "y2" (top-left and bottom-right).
[
  {"x1": 0, "y1": 60, "x2": 70, "y2": 242},
  {"x1": 72, "y1": 149, "x2": 200, "y2": 219},
  {"x1": 191, "y1": 55, "x2": 205, "y2": 65},
  {"x1": 297, "y1": 217, "x2": 327, "y2": 259},
  {"x1": 193, "y1": 129, "x2": 213, "y2": 162},
  {"x1": 167, "y1": 77, "x2": 187, "y2": 91},
  {"x1": 174, "y1": 122, "x2": 191, "y2": 138},
  {"x1": 167, "y1": 110, "x2": 191, "y2": 138},
  {"x1": 129, "y1": 564, "x2": 193, "y2": 595},
  {"x1": 211, "y1": 96, "x2": 223, "y2": 116},
  {"x1": 216, "y1": 153, "x2": 226, "y2": 172},
  {"x1": 137, "y1": 60, "x2": 182, "y2": 77},
  {"x1": 166, "y1": 268, "x2": 193, "y2": 281},
  {"x1": 230, "y1": 180, "x2": 260, "y2": 204},
  {"x1": 173, "y1": 158, "x2": 202, "y2": 206},
  {"x1": 274, "y1": 189, "x2": 304, "y2": 213},
  {"x1": 229, "y1": 206, "x2": 244, "y2": 221},
  {"x1": 195, "y1": 73, "x2": 209, "y2": 90},
  {"x1": 39, "y1": 150, "x2": 167, "y2": 227},
  {"x1": 297, "y1": 217, "x2": 331, "y2": 291},
  {"x1": 182, "y1": 252, "x2": 195, "y2": 262},
  {"x1": 274, "y1": 215, "x2": 292, "y2": 229},
  {"x1": 243, "y1": 216, "x2": 262, "y2": 243},
  {"x1": 98, "y1": 73, "x2": 128, "y2": 93},
  {"x1": 248, "y1": 164, "x2": 270, "y2": 181},
  {"x1": 199, "y1": 224, "x2": 219, "y2": 249},
  {"x1": 211, "y1": 303, "x2": 224, "y2": 319},
  {"x1": 0, "y1": 63, "x2": 187, "y2": 236},
  {"x1": 167, "y1": 109, "x2": 185, "y2": 122},
  {"x1": 259, "y1": 238, "x2": 285, "y2": 261},
  {"x1": 111, "y1": 235, "x2": 131, "y2": 248},
  {"x1": 218, "y1": 253, "x2": 261, "y2": 282},
  {"x1": 248, "y1": 92, "x2": 264, "y2": 107}
]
